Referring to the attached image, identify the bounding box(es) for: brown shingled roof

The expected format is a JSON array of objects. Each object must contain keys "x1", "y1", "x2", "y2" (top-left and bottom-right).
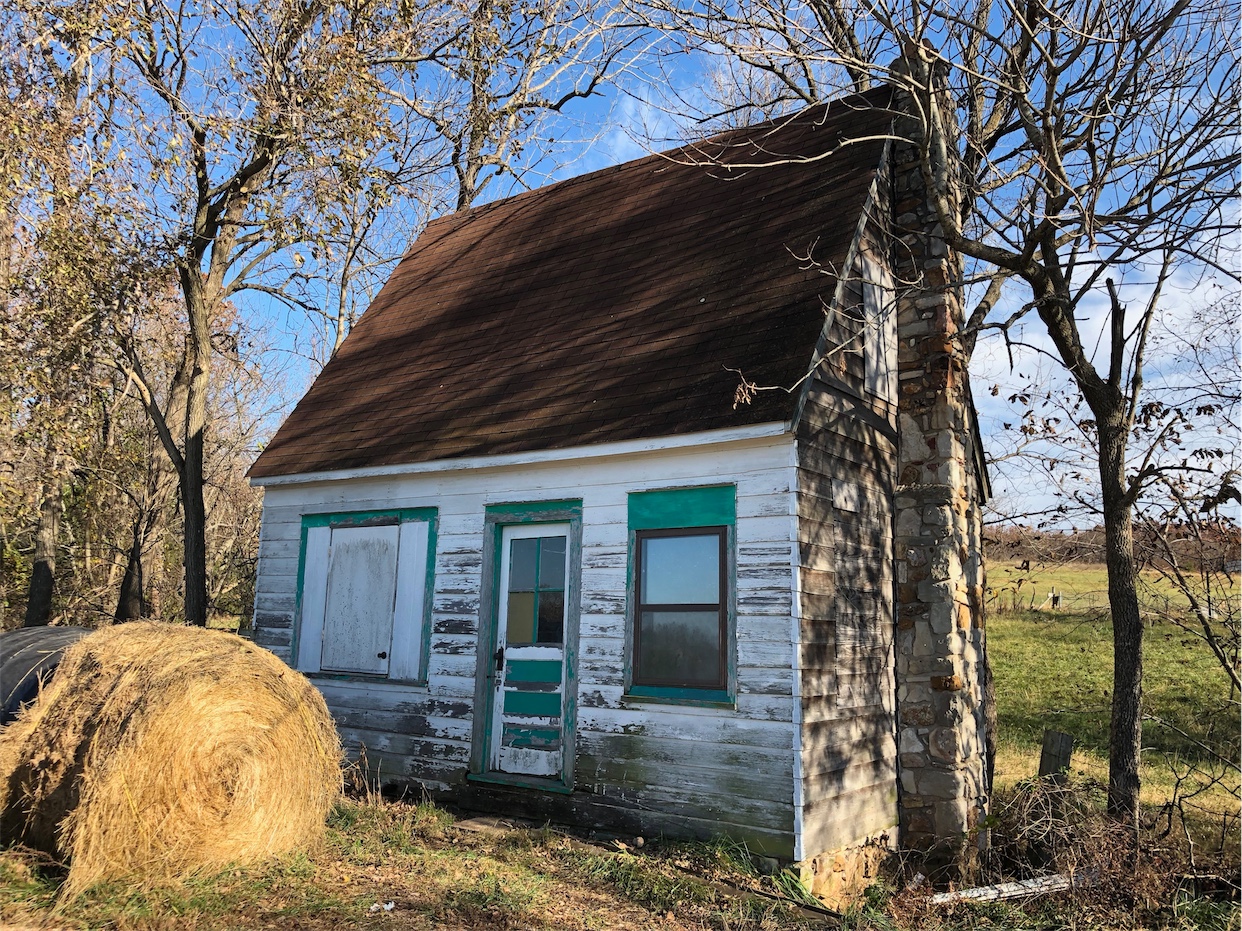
[{"x1": 250, "y1": 86, "x2": 896, "y2": 479}]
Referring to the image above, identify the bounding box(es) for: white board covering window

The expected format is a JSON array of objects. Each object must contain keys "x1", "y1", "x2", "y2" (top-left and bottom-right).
[
  {"x1": 296, "y1": 510, "x2": 434, "y2": 682},
  {"x1": 861, "y1": 253, "x2": 897, "y2": 403}
]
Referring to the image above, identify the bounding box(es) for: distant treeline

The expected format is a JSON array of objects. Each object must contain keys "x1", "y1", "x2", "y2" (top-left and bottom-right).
[{"x1": 984, "y1": 522, "x2": 1240, "y2": 571}]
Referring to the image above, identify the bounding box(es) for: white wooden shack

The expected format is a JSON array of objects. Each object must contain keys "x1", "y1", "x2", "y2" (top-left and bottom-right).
[{"x1": 249, "y1": 83, "x2": 993, "y2": 886}]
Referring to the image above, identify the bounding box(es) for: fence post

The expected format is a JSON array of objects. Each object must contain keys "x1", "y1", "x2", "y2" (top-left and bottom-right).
[{"x1": 1039, "y1": 729, "x2": 1075, "y2": 784}]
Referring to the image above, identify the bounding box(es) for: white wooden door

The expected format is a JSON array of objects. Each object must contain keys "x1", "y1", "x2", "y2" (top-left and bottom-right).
[{"x1": 489, "y1": 523, "x2": 570, "y2": 777}]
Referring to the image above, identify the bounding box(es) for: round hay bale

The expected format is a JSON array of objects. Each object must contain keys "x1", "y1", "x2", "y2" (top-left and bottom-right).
[{"x1": 0, "y1": 622, "x2": 341, "y2": 894}]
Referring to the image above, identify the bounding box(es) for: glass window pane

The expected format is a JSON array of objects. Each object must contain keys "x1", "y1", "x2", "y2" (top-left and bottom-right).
[
  {"x1": 508, "y1": 537, "x2": 537, "y2": 592},
  {"x1": 538, "y1": 536, "x2": 566, "y2": 590},
  {"x1": 637, "y1": 610, "x2": 722, "y2": 686},
  {"x1": 506, "y1": 592, "x2": 536, "y2": 644},
  {"x1": 536, "y1": 591, "x2": 565, "y2": 644},
  {"x1": 641, "y1": 534, "x2": 720, "y2": 605}
]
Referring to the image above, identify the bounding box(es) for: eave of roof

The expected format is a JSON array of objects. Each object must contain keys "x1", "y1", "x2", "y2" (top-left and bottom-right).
[
  {"x1": 251, "y1": 421, "x2": 792, "y2": 487},
  {"x1": 250, "y1": 85, "x2": 897, "y2": 479}
]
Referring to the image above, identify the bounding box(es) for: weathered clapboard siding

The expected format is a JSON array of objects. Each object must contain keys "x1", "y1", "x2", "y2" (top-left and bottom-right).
[
  {"x1": 253, "y1": 431, "x2": 802, "y2": 857},
  {"x1": 793, "y1": 184, "x2": 901, "y2": 858},
  {"x1": 453, "y1": 778, "x2": 795, "y2": 856}
]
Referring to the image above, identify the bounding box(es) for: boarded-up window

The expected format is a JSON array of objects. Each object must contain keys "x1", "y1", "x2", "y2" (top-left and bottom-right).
[
  {"x1": 296, "y1": 512, "x2": 433, "y2": 681},
  {"x1": 861, "y1": 253, "x2": 897, "y2": 403}
]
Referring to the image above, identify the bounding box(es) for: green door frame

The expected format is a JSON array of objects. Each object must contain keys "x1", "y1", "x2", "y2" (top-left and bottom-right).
[{"x1": 468, "y1": 499, "x2": 583, "y2": 793}]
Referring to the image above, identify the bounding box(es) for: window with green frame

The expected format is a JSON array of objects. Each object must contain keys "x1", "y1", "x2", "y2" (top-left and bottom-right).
[
  {"x1": 627, "y1": 485, "x2": 735, "y2": 703},
  {"x1": 295, "y1": 508, "x2": 436, "y2": 683}
]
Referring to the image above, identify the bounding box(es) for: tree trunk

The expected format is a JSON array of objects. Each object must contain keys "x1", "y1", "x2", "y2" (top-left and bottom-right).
[
  {"x1": 1100, "y1": 420, "x2": 1143, "y2": 826},
  {"x1": 115, "y1": 519, "x2": 146, "y2": 621},
  {"x1": 23, "y1": 485, "x2": 60, "y2": 627},
  {"x1": 179, "y1": 289, "x2": 213, "y2": 628},
  {"x1": 181, "y1": 426, "x2": 209, "y2": 627},
  {"x1": 172, "y1": 265, "x2": 213, "y2": 630}
]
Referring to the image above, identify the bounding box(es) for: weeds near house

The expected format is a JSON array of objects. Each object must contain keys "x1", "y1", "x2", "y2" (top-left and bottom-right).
[
  {"x1": 2, "y1": 788, "x2": 1238, "y2": 929},
  {"x1": 443, "y1": 869, "x2": 544, "y2": 920},
  {"x1": 772, "y1": 868, "x2": 823, "y2": 909},
  {"x1": 560, "y1": 846, "x2": 717, "y2": 913}
]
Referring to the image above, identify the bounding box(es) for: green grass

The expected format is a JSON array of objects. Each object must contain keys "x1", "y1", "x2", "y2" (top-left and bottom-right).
[
  {"x1": 0, "y1": 851, "x2": 356, "y2": 930},
  {"x1": 0, "y1": 851, "x2": 59, "y2": 913},
  {"x1": 988, "y1": 573, "x2": 1240, "y2": 868},
  {"x1": 987, "y1": 561, "x2": 1212, "y2": 616},
  {"x1": 990, "y1": 612, "x2": 1238, "y2": 766}
]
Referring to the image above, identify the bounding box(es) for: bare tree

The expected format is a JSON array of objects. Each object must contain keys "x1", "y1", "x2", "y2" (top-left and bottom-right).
[
  {"x1": 639, "y1": 0, "x2": 1239, "y2": 823},
  {"x1": 267, "y1": 121, "x2": 447, "y2": 362},
  {"x1": 638, "y1": 0, "x2": 880, "y2": 112},
  {"x1": 1137, "y1": 294, "x2": 1241, "y2": 693},
  {"x1": 6, "y1": 0, "x2": 434, "y2": 626},
  {"x1": 377, "y1": 0, "x2": 644, "y2": 209}
]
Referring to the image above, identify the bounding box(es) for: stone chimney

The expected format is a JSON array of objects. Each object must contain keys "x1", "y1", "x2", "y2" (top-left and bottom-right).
[{"x1": 888, "y1": 44, "x2": 993, "y2": 871}]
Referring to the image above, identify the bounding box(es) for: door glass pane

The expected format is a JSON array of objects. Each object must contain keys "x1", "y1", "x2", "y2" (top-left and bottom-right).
[
  {"x1": 641, "y1": 534, "x2": 720, "y2": 604},
  {"x1": 538, "y1": 536, "x2": 566, "y2": 590},
  {"x1": 506, "y1": 592, "x2": 536, "y2": 644},
  {"x1": 505, "y1": 534, "x2": 567, "y2": 645},
  {"x1": 536, "y1": 591, "x2": 565, "y2": 643},
  {"x1": 637, "y1": 610, "x2": 721, "y2": 685},
  {"x1": 509, "y1": 537, "x2": 538, "y2": 591}
]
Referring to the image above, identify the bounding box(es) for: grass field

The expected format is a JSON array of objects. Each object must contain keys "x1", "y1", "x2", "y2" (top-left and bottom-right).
[
  {"x1": 986, "y1": 562, "x2": 1238, "y2": 784},
  {"x1": 990, "y1": 612, "x2": 1239, "y2": 782}
]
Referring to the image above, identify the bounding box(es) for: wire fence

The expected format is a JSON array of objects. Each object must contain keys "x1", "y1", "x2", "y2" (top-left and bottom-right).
[{"x1": 987, "y1": 587, "x2": 1188, "y2": 619}]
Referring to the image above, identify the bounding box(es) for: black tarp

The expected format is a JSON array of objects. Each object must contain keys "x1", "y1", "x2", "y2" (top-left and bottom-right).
[{"x1": 0, "y1": 626, "x2": 89, "y2": 725}]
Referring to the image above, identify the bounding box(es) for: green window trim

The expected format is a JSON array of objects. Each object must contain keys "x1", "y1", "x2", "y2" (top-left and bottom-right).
[
  {"x1": 292, "y1": 507, "x2": 438, "y2": 685},
  {"x1": 300, "y1": 507, "x2": 437, "y2": 529},
  {"x1": 628, "y1": 484, "x2": 736, "y2": 531},
  {"x1": 624, "y1": 685, "x2": 735, "y2": 708},
  {"x1": 625, "y1": 485, "x2": 737, "y2": 706},
  {"x1": 485, "y1": 500, "x2": 584, "y2": 523},
  {"x1": 465, "y1": 771, "x2": 575, "y2": 794}
]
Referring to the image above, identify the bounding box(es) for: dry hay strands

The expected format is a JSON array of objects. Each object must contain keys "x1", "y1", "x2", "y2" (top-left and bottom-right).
[{"x1": 0, "y1": 622, "x2": 342, "y2": 896}]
